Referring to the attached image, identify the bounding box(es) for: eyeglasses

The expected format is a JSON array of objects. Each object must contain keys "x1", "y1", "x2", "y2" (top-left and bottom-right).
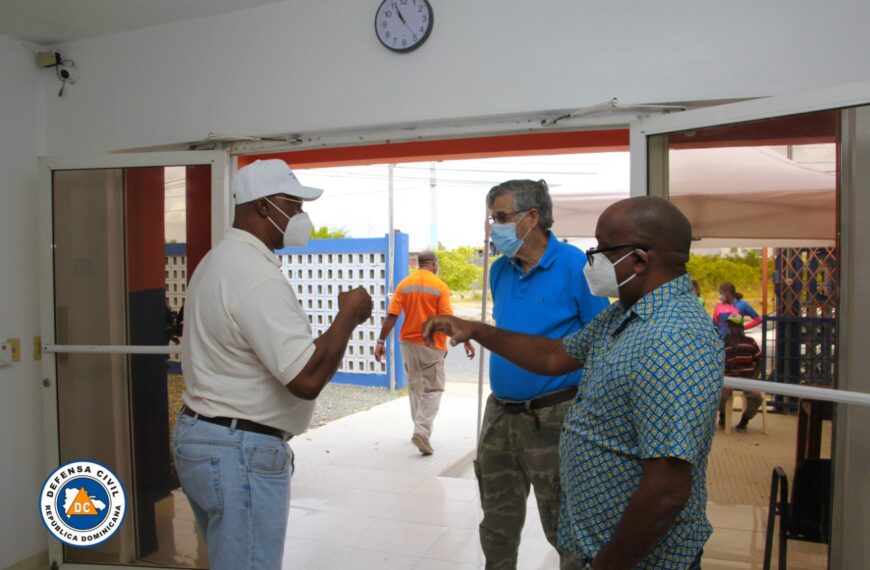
[
  {"x1": 585, "y1": 243, "x2": 648, "y2": 266},
  {"x1": 270, "y1": 195, "x2": 304, "y2": 213},
  {"x1": 488, "y1": 209, "x2": 531, "y2": 224}
]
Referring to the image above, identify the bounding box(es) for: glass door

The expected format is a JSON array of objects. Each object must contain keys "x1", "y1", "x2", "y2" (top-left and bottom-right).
[
  {"x1": 38, "y1": 151, "x2": 228, "y2": 568},
  {"x1": 629, "y1": 81, "x2": 870, "y2": 569}
]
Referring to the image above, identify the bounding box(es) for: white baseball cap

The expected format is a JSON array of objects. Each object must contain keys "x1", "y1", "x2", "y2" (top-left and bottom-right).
[{"x1": 232, "y1": 159, "x2": 323, "y2": 204}]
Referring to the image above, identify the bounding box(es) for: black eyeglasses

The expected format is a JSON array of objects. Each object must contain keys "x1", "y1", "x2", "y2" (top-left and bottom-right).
[
  {"x1": 488, "y1": 209, "x2": 531, "y2": 224},
  {"x1": 585, "y1": 243, "x2": 648, "y2": 266}
]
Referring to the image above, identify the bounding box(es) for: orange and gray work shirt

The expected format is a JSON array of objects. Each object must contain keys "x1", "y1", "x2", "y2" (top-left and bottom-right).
[{"x1": 387, "y1": 269, "x2": 453, "y2": 352}]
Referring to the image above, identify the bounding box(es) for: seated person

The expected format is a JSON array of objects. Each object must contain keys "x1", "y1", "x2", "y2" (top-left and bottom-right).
[{"x1": 720, "y1": 313, "x2": 764, "y2": 431}]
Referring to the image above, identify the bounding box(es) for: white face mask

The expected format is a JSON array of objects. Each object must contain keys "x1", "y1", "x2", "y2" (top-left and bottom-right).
[
  {"x1": 583, "y1": 251, "x2": 637, "y2": 298},
  {"x1": 264, "y1": 197, "x2": 314, "y2": 248}
]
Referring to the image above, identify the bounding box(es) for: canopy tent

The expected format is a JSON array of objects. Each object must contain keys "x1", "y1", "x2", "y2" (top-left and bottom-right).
[{"x1": 551, "y1": 147, "x2": 837, "y2": 248}]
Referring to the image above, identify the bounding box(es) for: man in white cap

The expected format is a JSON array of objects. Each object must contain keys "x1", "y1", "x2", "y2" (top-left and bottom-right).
[{"x1": 174, "y1": 159, "x2": 373, "y2": 570}]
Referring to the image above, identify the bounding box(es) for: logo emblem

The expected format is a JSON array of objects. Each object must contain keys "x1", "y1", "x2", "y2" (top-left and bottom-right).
[{"x1": 39, "y1": 460, "x2": 126, "y2": 547}]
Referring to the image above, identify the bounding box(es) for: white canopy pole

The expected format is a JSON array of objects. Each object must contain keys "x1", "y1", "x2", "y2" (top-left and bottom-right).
[
  {"x1": 388, "y1": 163, "x2": 396, "y2": 393},
  {"x1": 476, "y1": 213, "x2": 491, "y2": 442}
]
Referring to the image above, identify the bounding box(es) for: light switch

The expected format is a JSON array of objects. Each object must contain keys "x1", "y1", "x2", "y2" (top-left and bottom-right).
[{"x1": 9, "y1": 338, "x2": 20, "y2": 362}]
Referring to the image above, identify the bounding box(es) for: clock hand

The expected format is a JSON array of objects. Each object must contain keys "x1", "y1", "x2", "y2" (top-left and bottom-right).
[{"x1": 395, "y1": 4, "x2": 412, "y2": 30}]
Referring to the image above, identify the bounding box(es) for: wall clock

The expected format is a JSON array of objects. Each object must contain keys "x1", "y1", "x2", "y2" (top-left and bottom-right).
[{"x1": 375, "y1": 0, "x2": 433, "y2": 53}]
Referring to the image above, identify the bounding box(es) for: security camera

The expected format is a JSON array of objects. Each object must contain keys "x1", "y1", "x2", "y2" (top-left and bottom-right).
[{"x1": 57, "y1": 64, "x2": 78, "y2": 84}]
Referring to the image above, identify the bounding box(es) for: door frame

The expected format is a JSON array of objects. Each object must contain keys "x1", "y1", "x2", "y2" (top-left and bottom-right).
[
  {"x1": 628, "y1": 80, "x2": 870, "y2": 570},
  {"x1": 37, "y1": 150, "x2": 228, "y2": 569}
]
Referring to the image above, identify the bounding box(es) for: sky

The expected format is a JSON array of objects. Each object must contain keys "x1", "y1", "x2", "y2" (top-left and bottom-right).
[
  {"x1": 163, "y1": 153, "x2": 631, "y2": 249},
  {"x1": 293, "y1": 153, "x2": 630, "y2": 251}
]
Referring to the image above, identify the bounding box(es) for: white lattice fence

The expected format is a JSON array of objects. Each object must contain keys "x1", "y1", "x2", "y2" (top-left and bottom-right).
[{"x1": 276, "y1": 235, "x2": 409, "y2": 388}]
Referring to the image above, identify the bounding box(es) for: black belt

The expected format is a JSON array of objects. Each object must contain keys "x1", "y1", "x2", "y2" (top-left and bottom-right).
[
  {"x1": 181, "y1": 406, "x2": 291, "y2": 441},
  {"x1": 492, "y1": 386, "x2": 578, "y2": 413},
  {"x1": 492, "y1": 386, "x2": 578, "y2": 429}
]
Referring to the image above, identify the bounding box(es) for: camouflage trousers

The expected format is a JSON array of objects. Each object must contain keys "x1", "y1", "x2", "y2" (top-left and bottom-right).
[{"x1": 474, "y1": 394, "x2": 583, "y2": 569}]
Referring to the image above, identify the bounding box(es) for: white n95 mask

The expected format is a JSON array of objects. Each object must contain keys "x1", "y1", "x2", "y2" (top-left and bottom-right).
[
  {"x1": 264, "y1": 198, "x2": 314, "y2": 248},
  {"x1": 583, "y1": 251, "x2": 637, "y2": 298}
]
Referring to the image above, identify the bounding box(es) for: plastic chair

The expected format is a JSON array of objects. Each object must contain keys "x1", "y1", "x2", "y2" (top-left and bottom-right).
[
  {"x1": 723, "y1": 390, "x2": 768, "y2": 433},
  {"x1": 763, "y1": 458, "x2": 832, "y2": 570}
]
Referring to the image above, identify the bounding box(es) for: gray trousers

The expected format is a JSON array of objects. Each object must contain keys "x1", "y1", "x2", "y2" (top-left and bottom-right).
[
  {"x1": 719, "y1": 387, "x2": 763, "y2": 419},
  {"x1": 400, "y1": 341, "x2": 446, "y2": 439}
]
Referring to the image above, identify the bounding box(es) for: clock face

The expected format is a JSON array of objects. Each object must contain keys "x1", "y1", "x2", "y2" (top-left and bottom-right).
[{"x1": 375, "y1": 0, "x2": 433, "y2": 53}]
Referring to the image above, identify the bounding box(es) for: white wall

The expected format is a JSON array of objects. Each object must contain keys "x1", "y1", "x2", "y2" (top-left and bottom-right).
[
  {"x1": 0, "y1": 33, "x2": 48, "y2": 569},
  {"x1": 4, "y1": 2, "x2": 870, "y2": 566},
  {"x1": 44, "y1": 0, "x2": 870, "y2": 155}
]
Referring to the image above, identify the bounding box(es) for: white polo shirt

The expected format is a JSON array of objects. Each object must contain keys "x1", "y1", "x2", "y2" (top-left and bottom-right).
[{"x1": 181, "y1": 228, "x2": 316, "y2": 435}]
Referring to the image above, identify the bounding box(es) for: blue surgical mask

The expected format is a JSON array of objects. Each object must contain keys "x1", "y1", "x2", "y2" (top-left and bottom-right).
[{"x1": 490, "y1": 214, "x2": 532, "y2": 258}]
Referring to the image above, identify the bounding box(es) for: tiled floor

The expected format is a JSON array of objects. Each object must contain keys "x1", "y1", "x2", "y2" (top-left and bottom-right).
[{"x1": 142, "y1": 382, "x2": 828, "y2": 569}]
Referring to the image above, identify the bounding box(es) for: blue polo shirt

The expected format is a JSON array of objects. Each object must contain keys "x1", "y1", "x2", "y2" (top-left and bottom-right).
[{"x1": 489, "y1": 233, "x2": 609, "y2": 400}]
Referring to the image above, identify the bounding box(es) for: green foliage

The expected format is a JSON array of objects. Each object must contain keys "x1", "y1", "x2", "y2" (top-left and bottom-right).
[
  {"x1": 435, "y1": 246, "x2": 483, "y2": 292},
  {"x1": 310, "y1": 225, "x2": 349, "y2": 239},
  {"x1": 687, "y1": 251, "x2": 770, "y2": 297}
]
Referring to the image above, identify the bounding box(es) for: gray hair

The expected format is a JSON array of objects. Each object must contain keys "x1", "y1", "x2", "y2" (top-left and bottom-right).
[{"x1": 486, "y1": 179, "x2": 554, "y2": 230}]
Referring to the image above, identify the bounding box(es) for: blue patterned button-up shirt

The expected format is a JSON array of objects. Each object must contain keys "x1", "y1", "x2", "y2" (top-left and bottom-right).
[{"x1": 558, "y1": 274, "x2": 723, "y2": 568}]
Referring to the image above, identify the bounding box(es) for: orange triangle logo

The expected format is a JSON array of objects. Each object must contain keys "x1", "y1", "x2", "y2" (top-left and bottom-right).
[{"x1": 66, "y1": 487, "x2": 99, "y2": 516}]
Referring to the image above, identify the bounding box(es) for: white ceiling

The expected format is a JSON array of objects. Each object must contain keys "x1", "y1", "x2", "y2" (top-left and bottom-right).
[{"x1": 0, "y1": 0, "x2": 288, "y2": 45}]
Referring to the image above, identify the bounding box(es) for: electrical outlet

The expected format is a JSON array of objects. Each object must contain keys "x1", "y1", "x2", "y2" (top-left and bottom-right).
[
  {"x1": 34, "y1": 336, "x2": 42, "y2": 361},
  {"x1": 9, "y1": 338, "x2": 21, "y2": 362}
]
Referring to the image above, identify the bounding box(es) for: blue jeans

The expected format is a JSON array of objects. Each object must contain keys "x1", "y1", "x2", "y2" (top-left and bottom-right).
[{"x1": 173, "y1": 412, "x2": 294, "y2": 570}]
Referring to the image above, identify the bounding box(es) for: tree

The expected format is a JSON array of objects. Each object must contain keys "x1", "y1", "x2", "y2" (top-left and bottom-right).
[
  {"x1": 436, "y1": 246, "x2": 482, "y2": 291},
  {"x1": 687, "y1": 251, "x2": 771, "y2": 298},
  {"x1": 310, "y1": 225, "x2": 349, "y2": 239}
]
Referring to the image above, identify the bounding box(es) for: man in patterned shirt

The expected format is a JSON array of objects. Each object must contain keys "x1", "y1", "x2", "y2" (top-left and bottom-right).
[{"x1": 423, "y1": 196, "x2": 723, "y2": 569}]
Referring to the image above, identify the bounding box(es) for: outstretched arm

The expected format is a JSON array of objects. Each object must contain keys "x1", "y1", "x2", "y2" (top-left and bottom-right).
[{"x1": 422, "y1": 316, "x2": 581, "y2": 375}]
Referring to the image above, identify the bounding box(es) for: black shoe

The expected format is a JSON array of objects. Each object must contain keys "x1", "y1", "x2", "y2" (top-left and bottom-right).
[
  {"x1": 736, "y1": 417, "x2": 749, "y2": 431},
  {"x1": 718, "y1": 415, "x2": 725, "y2": 428}
]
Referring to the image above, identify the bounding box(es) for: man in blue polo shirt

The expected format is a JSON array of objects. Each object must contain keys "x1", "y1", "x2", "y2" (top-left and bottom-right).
[
  {"x1": 479, "y1": 179, "x2": 608, "y2": 569},
  {"x1": 424, "y1": 197, "x2": 723, "y2": 569}
]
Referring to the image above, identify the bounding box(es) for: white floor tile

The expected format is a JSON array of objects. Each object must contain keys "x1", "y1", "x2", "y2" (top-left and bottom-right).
[
  {"x1": 413, "y1": 558, "x2": 482, "y2": 570},
  {"x1": 289, "y1": 483, "x2": 343, "y2": 511},
  {"x1": 321, "y1": 487, "x2": 405, "y2": 517},
  {"x1": 293, "y1": 463, "x2": 372, "y2": 489},
  {"x1": 411, "y1": 477, "x2": 480, "y2": 502},
  {"x1": 318, "y1": 544, "x2": 419, "y2": 570},
  {"x1": 520, "y1": 509, "x2": 548, "y2": 540},
  {"x1": 450, "y1": 501, "x2": 483, "y2": 530},
  {"x1": 423, "y1": 528, "x2": 486, "y2": 566},
  {"x1": 282, "y1": 536, "x2": 332, "y2": 569},
  {"x1": 382, "y1": 494, "x2": 472, "y2": 526},
  {"x1": 516, "y1": 535, "x2": 560, "y2": 569},
  {"x1": 351, "y1": 469, "x2": 430, "y2": 494},
  {"x1": 348, "y1": 518, "x2": 448, "y2": 557},
  {"x1": 285, "y1": 510, "x2": 377, "y2": 546}
]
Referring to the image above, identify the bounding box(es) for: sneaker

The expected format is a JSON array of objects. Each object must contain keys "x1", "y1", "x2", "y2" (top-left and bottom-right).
[{"x1": 411, "y1": 434, "x2": 434, "y2": 455}]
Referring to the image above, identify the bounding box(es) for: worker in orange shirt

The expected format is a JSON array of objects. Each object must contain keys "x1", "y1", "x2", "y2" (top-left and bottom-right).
[{"x1": 375, "y1": 250, "x2": 475, "y2": 455}]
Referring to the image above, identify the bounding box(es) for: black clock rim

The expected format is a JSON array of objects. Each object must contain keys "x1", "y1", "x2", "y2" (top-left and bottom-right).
[{"x1": 374, "y1": 0, "x2": 434, "y2": 54}]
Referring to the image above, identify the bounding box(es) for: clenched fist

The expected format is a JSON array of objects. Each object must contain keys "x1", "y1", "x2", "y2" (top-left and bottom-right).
[{"x1": 338, "y1": 287, "x2": 373, "y2": 325}]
